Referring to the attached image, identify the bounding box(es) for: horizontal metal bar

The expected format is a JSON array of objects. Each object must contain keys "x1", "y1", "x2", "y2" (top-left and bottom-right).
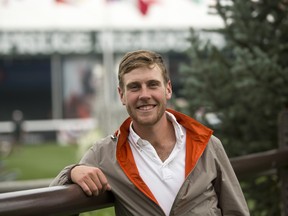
[
  {"x1": 0, "y1": 184, "x2": 114, "y2": 216},
  {"x1": 230, "y1": 147, "x2": 288, "y2": 178},
  {"x1": 0, "y1": 178, "x2": 52, "y2": 193},
  {"x1": 0, "y1": 118, "x2": 96, "y2": 133}
]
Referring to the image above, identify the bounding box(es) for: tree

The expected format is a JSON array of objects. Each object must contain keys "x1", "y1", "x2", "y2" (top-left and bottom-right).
[{"x1": 178, "y1": 0, "x2": 288, "y2": 215}]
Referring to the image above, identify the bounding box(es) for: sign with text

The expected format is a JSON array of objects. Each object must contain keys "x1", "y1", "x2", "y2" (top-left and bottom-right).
[{"x1": 0, "y1": 30, "x2": 191, "y2": 56}]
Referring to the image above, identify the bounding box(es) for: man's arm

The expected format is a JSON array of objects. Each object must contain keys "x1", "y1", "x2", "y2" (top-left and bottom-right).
[
  {"x1": 211, "y1": 137, "x2": 250, "y2": 216},
  {"x1": 50, "y1": 164, "x2": 77, "y2": 186},
  {"x1": 50, "y1": 164, "x2": 111, "y2": 196},
  {"x1": 50, "y1": 143, "x2": 112, "y2": 197},
  {"x1": 70, "y1": 165, "x2": 111, "y2": 196}
]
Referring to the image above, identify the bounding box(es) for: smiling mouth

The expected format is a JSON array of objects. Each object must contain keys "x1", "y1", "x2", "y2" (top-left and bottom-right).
[{"x1": 137, "y1": 105, "x2": 156, "y2": 111}]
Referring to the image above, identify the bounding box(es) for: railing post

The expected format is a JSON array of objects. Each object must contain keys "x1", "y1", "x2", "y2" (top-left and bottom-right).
[{"x1": 278, "y1": 105, "x2": 288, "y2": 216}]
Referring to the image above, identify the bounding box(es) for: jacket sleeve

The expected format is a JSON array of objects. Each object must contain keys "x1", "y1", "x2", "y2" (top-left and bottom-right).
[
  {"x1": 211, "y1": 136, "x2": 250, "y2": 216},
  {"x1": 49, "y1": 164, "x2": 78, "y2": 186}
]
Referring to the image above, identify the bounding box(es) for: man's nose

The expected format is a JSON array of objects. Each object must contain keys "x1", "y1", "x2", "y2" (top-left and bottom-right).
[{"x1": 139, "y1": 86, "x2": 151, "y2": 100}]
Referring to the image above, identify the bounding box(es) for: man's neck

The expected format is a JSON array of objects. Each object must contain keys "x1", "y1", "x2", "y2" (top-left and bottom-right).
[{"x1": 132, "y1": 116, "x2": 176, "y2": 161}]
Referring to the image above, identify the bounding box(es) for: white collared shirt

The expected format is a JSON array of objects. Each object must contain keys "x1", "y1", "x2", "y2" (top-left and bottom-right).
[{"x1": 128, "y1": 111, "x2": 186, "y2": 216}]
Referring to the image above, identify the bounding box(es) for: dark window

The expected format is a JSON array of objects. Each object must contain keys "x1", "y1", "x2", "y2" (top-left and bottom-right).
[{"x1": 0, "y1": 58, "x2": 52, "y2": 121}]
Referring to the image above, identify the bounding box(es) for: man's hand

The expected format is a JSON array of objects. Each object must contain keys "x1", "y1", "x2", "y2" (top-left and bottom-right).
[{"x1": 70, "y1": 165, "x2": 111, "y2": 196}]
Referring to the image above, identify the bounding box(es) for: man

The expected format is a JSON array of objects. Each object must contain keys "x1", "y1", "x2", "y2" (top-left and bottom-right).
[{"x1": 50, "y1": 50, "x2": 250, "y2": 215}]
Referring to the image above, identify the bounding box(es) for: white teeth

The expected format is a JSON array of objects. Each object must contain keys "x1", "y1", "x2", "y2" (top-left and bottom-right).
[{"x1": 139, "y1": 105, "x2": 154, "y2": 110}]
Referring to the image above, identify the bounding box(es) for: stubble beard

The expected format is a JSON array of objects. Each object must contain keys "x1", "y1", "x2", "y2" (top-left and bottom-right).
[{"x1": 127, "y1": 103, "x2": 166, "y2": 127}]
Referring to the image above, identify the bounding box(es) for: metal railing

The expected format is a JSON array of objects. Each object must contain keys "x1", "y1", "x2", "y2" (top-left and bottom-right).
[
  {"x1": 0, "y1": 147, "x2": 287, "y2": 216},
  {"x1": 0, "y1": 178, "x2": 52, "y2": 193},
  {"x1": 230, "y1": 147, "x2": 288, "y2": 178},
  {"x1": 0, "y1": 184, "x2": 114, "y2": 216}
]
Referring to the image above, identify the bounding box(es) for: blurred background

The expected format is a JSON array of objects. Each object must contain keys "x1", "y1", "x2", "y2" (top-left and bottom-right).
[{"x1": 0, "y1": 0, "x2": 288, "y2": 215}]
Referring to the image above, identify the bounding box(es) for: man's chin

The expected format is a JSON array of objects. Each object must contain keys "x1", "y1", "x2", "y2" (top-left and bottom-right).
[{"x1": 137, "y1": 115, "x2": 161, "y2": 126}]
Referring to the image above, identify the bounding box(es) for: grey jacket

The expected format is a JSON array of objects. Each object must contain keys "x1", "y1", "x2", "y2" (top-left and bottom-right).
[{"x1": 50, "y1": 109, "x2": 250, "y2": 216}]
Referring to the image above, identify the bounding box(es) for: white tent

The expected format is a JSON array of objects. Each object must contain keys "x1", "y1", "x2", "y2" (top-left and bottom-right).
[
  {"x1": 0, "y1": 0, "x2": 223, "y2": 30},
  {"x1": 0, "y1": 0, "x2": 224, "y2": 135}
]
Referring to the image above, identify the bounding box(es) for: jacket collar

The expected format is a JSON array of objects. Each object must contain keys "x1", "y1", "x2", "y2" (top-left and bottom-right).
[{"x1": 114, "y1": 108, "x2": 213, "y2": 149}]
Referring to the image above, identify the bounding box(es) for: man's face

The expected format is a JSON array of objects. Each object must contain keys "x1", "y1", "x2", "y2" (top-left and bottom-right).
[{"x1": 118, "y1": 65, "x2": 172, "y2": 127}]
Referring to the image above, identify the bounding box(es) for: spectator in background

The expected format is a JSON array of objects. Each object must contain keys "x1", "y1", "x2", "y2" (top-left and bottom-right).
[{"x1": 11, "y1": 110, "x2": 24, "y2": 147}]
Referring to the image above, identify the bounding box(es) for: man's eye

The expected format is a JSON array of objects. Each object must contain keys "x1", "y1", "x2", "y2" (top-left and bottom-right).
[
  {"x1": 149, "y1": 82, "x2": 159, "y2": 88},
  {"x1": 128, "y1": 85, "x2": 139, "y2": 91}
]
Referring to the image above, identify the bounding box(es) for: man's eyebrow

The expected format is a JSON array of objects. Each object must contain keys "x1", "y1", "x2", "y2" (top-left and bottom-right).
[{"x1": 147, "y1": 79, "x2": 161, "y2": 83}]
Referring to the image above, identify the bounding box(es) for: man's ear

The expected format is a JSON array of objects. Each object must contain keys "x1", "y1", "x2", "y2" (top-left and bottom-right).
[
  {"x1": 118, "y1": 86, "x2": 126, "y2": 105},
  {"x1": 166, "y1": 80, "x2": 172, "y2": 100}
]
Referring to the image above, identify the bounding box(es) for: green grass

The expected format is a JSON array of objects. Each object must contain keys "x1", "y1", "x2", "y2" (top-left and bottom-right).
[
  {"x1": 1, "y1": 143, "x2": 115, "y2": 216},
  {"x1": 3, "y1": 143, "x2": 78, "y2": 180}
]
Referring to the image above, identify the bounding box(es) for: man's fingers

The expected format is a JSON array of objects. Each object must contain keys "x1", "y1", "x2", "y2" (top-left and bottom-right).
[
  {"x1": 78, "y1": 180, "x2": 94, "y2": 196},
  {"x1": 71, "y1": 166, "x2": 111, "y2": 196},
  {"x1": 96, "y1": 170, "x2": 111, "y2": 192},
  {"x1": 89, "y1": 169, "x2": 112, "y2": 194}
]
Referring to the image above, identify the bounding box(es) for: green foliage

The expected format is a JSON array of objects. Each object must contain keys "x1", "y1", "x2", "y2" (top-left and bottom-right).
[
  {"x1": 178, "y1": 0, "x2": 288, "y2": 215},
  {"x1": 242, "y1": 174, "x2": 281, "y2": 216},
  {"x1": 180, "y1": 0, "x2": 288, "y2": 154}
]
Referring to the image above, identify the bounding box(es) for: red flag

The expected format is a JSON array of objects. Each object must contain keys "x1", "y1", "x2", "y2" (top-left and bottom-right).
[
  {"x1": 55, "y1": 0, "x2": 79, "y2": 4},
  {"x1": 55, "y1": 0, "x2": 67, "y2": 3},
  {"x1": 138, "y1": 0, "x2": 156, "y2": 15}
]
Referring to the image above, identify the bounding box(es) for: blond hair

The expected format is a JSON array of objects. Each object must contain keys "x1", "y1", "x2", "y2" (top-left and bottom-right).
[{"x1": 118, "y1": 50, "x2": 170, "y2": 89}]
